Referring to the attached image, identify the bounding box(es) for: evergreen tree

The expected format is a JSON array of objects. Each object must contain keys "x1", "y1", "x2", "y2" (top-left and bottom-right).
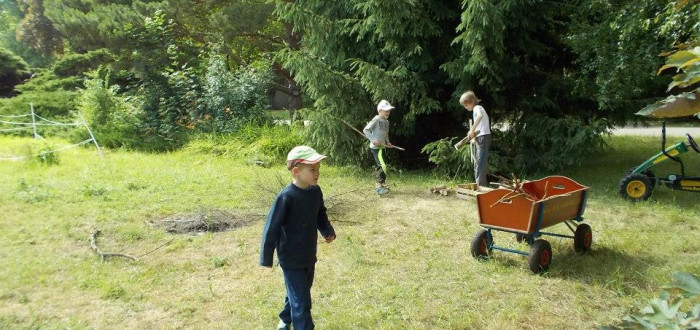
[
  {"x1": 1, "y1": 0, "x2": 51, "y2": 67},
  {"x1": 15, "y1": 0, "x2": 63, "y2": 56},
  {"x1": 275, "y1": 0, "x2": 697, "y2": 173},
  {"x1": 275, "y1": 0, "x2": 462, "y2": 164},
  {"x1": 43, "y1": 0, "x2": 159, "y2": 53},
  {"x1": 0, "y1": 46, "x2": 30, "y2": 97}
]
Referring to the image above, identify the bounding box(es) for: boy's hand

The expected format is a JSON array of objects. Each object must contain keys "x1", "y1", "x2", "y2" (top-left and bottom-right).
[
  {"x1": 386, "y1": 141, "x2": 393, "y2": 147},
  {"x1": 323, "y1": 235, "x2": 336, "y2": 243}
]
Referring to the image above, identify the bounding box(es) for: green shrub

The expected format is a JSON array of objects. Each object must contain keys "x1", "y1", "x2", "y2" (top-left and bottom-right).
[
  {"x1": 0, "y1": 90, "x2": 78, "y2": 122},
  {"x1": 197, "y1": 55, "x2": 272, "y2": 133},
  {"x1": 35, "y1": 144, "x2": 59, "y2": 165},
  {"x1": 422, "y1": 132, "x2": 508, "y2": 180},
  {"x1": 603, "y1": 272, "x2": 700, "y2": 329},
  {"x1": 0, "y1": 69, "x2": 80, "y2": 126},
  {"x1": 422, "y1": 137, "x2": 472, "y2": 180},
  {"x1": 23, "y1": 141, "x2": 60, "y2": 165},
  {"x1": 52, "y1": 49, "x2": 114, "y2": 78},
  {"x1": 15, "y1": 70, "x2": 83, "y2": 93},
  {"x1": 185, "y1": 123, "x2": 303, "y2": 164},
  {"x1": 76, "y1": 75, "x2": 142, "y2": 149},
  {"x1": 122, "y1": 10, "x2": 202, "y2": 151},
  {"x1": 501, "y1": 115, "x2": 608, "y2": 174},
  {"x1": 0, "y1": 47, "x2": 30, "y2": 97},
  {"x1": 424, "y1": 115, "x2": 607, "y2": 178}
]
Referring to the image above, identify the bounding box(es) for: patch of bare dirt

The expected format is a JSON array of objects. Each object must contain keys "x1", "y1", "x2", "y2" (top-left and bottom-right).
[{"x1": 150, "y1": 209, "x2": 262, "y2": 235}]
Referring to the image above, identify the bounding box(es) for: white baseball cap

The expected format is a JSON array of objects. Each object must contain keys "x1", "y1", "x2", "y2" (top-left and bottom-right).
[
  {"x1": 286, "y1": 146, "x2": 327, "y2": 170},
  {"x1": 377, "y1": 100, "x2": 395, "y2": 111}
]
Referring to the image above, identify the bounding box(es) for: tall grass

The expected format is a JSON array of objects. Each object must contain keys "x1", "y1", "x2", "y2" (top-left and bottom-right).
[{"x1": 0, "y1": 133, "x2": 698, "y2": 329}]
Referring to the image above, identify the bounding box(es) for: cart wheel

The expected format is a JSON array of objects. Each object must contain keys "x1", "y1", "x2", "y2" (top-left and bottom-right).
[
  {"x1": 470, "y1": 229, "x2": 491, "y2": 259},
  {"x1": 574, "y1": 224, "x2": 592, "y2": 253},
  {"x1": 528, "y1": 239, "x2": 552, "y2": 273},
  {"x1": 618, "y1": 173, "x2": 653, "y2": 201}
]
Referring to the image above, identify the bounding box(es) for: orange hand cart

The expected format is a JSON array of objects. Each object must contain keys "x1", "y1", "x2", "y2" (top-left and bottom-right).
[{"x1": 470, "y1": 176, "x2": 592, "y2": 273}]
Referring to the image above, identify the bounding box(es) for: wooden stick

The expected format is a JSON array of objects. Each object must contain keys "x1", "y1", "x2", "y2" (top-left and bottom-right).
[
  {"x1": 540, "y1": 181, "x2": 549, "y2": 200},
  {"x1": 490, "y1": 190, "x2": 518, "y2": 207},
  {"x1": 90, "y1": 230, "x2": 137, "y2": 262},
  {"x1": 336, "y1": 116, "x2": 368, "y2": 140},
  {"x1": 325, "y1": 111, "x2": 405, "y2": 151}
]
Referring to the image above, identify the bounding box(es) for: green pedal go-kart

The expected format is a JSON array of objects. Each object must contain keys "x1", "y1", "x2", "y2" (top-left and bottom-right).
[{"x1": 619, "y1": 123, "x2": 700, "y2": 201}]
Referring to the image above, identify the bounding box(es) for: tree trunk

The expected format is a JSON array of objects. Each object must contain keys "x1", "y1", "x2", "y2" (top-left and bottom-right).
[{"x1": 283, "y1": 20, "x2": 302, "y2": 119}]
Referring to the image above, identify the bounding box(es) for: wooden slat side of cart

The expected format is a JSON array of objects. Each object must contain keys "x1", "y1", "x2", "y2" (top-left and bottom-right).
[
  {"x1": 475, "y1": 176, "x2": 588, "y2": 234},
  {"x1": 470, "y1": 176, "x2": 592, "y2": 273}
]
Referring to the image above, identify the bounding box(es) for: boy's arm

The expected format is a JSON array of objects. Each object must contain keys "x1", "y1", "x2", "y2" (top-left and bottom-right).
[
  {"x1": 363, "y1": 117, "x2": 378, "y2": 144},
  {"x1": 470, "y1": 109, "x2": 484, "y2": 138},
  {"x1": 259, "y1": 194, "x2": 288, "y2": 267},
  {"x1": 316, "y1": 189, "x2": 336, "y2": 240}
]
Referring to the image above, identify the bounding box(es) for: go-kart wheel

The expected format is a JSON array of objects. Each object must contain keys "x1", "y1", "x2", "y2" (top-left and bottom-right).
[
  {"x1": 528, "y1": 239, "x2": 552, "y2": 273},
  {"x1": 574, "y1": 224, "x2": 592, "y2": 253},
  {"x1": 624, "y1": 167, "x2": 656, "y2": 186},
  {"x1": 470, "y1": 229, "x2": 491, "y2": 260},
  {"x1": 688, "y1": 134, "x2": 700, "y2": 153},
  {"x1": 618, "y1": 173, "x2": 653, "y2": 201},
  {"x1": 642, "y1": 170, "x2": 656, "y2": 187}
]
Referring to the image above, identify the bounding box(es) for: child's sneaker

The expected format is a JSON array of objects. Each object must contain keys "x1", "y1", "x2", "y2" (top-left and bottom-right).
[
  {"x1": 376, "y1": 187, "x2": 388, "y2": 195},
  {"x1": 276, "y1": 319, "x2": 290, "y2": 330}
]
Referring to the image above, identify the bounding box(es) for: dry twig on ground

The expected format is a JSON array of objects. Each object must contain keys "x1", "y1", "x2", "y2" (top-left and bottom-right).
[{"x1": 89, "y1": 230, "x2": 137, "y2": 262}]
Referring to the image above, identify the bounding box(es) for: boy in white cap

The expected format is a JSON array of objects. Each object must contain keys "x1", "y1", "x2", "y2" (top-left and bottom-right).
[
  {"x1": 363, "y1": 100, "x2": 394, "y2": 195},
  {"x1": 260, "y1": 146, "x2": 336, "y2": 330},
  {"x1": 459, "y1": 91, "x2": 491, "y2": 189}
]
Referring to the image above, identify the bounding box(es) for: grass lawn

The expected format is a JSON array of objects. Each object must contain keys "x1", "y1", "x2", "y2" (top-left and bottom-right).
[
  {"x1": 268, "y1": 110, "x2": 291, "y2": 121},
  {"x1": 1, "y1": 134, "x2": 698, "y2": 329}
]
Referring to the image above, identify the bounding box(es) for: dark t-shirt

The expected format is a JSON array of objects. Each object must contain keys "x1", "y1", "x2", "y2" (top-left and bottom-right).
[{"x1": 260, "y1": 183, "x2": 335, "y2": 269}]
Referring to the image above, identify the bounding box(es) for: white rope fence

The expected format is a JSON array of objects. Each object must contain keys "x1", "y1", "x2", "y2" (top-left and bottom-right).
[
  {"x1": 0, "y1": 103, "x2": 104, "y2": 160},
  {"x1": 0, "y1": 139, "x2": 94, "y2": 161},
  {"x1": 0, "y1": 113, "x2": 31, "y2": 118}
]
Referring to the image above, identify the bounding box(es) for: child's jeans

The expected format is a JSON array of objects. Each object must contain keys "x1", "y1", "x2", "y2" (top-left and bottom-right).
[
  {"x1": 474, "y1": 134, "x2": 491, "y2": 187},
  {"x1": 279, "y1": 265, "x2": 315, "y2": 330},
  {"x1": 370, "y1": 148, "x2": 386, "y2": 184}
]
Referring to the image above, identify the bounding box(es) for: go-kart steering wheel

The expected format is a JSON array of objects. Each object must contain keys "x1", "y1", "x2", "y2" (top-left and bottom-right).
[{"x1": 687, "y1": 133, "x2": 700, "y2": 153}]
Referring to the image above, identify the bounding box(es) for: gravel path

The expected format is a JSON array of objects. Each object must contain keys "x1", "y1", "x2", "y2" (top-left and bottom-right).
[{"x1": 611, "y1": 126, "x2": 700, "y2": 137}]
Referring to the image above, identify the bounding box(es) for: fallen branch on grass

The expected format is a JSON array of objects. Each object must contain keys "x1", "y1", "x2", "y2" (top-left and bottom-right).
[
  {"x1": 89, "y1": 230, "x2": 137, "y2": 262},
  {"x1": 429, "y1": 184, "x2": 452, "y2": 196}
]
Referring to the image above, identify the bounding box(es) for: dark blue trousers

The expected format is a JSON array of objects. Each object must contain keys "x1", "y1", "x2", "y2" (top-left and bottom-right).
[
  {"x1": 279, "y1": 265, "x2": 315, "y2": 330},
  {"x1": 370, "y1": 148, "x2": 386, "y2": 184}
]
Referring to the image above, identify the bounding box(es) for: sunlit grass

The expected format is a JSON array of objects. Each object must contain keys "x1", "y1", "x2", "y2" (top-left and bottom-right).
[{"x1": 0, "y1": 134, "x2": 698, "y2": 329}]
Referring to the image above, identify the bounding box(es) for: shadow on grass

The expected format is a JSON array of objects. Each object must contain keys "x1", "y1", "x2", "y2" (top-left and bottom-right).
[
  {"x1": 549, "y1": 245, "x2": 660, "y2": 293},
  {"x1": 483, "y1": 241, "x2": 659, "y2": 294}
]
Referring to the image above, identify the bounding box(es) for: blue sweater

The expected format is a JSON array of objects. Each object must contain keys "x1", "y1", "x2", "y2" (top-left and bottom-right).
[{"x1": 260, "y1": 183, "x2": 336, "y2": 269}]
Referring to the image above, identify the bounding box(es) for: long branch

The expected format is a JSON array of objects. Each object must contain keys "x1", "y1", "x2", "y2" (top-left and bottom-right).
[{"x1": 89, "y1": 230, "x2": 137, "y2": 262}]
